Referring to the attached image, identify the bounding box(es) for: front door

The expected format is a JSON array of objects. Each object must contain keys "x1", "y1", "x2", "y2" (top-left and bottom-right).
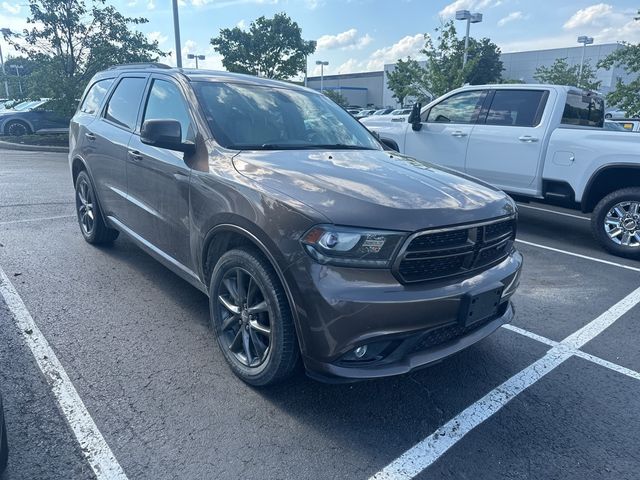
[
  {"x1": 125, "y1": 76, "x2": 195, "y2": 269},
  {"x1": 403, "y1": 90, "x2": 488, "y2": 172}
]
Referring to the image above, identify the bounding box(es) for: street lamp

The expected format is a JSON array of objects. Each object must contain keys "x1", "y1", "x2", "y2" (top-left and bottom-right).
[
  {"x1": 172, "y1": 0, "x2": 182, "y2": 68},
  {"x1": 12, "y1": 64, "x2": 23, "y2": 96},
  {"x1": 315, "y1": 60, "x2": 328, "y2": 92},
  {"x1": 0, "y1": 28, "x2": 11, "y2": 98},
  {"x1": 456, "y1": 10, "x2": 483, "y2": 68},
  {"x1": 187, "y1": 54, "x2": 205, "y2": 69},
  {"x1": 577, "y1": 35, "x2": 594, "y2": 87}
]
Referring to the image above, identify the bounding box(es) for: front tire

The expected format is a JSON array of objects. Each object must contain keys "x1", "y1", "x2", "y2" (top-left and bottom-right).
[
  {"x1": 74, "y1": 171, "x2": 119, "y2": 244},
  {"x1": 209, "y1": 247, "x2": 299, "y2": 386},
  {"x1": 591, "y1": 187, "x2": 640, "y2": 259},
  {"x1": 4, "y1": 120, "x2": 31, "y2": 137}
]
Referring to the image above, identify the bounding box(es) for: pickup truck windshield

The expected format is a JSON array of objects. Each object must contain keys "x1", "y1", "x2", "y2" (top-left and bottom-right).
[
  {"x1": 193, "y1": 81, "x2": 381, "y2": 151},
  {"x1": 562, "y1": 93, "x2": 604, "y2": 128}
]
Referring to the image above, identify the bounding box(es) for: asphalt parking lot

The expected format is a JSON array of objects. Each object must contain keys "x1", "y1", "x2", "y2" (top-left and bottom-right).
[{"x1": 1, "y1": 149, "x2": 639, "y2": 480}]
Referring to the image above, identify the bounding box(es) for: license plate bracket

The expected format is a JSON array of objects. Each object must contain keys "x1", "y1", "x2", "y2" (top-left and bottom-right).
[{"x1": 459, "y1": 284, "x2": 504, "y2": 327}]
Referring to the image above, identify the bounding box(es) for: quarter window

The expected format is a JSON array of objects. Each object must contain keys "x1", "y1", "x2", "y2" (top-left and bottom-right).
[
  {"x1": 104, "y1": 77, "x2": 147, "y2": 130},
  {"x1": 426, "y1": 91, "x2": 486, "y2": 124},
  {"x1": 79, "y1": 79, "x2": 114, "y2": 115},
  {"x1": 485, "y1": 90, "x2": 547, "y2": 127},
  {"x1": 142, "y1": 79, "x2": 193, "y2": 142},
  {"x1": 562, "y1": 93, "x2": 604, "y2": 128}
]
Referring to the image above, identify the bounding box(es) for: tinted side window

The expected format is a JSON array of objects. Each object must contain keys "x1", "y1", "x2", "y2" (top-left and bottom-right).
[
  {"x1": 105, "y1": 77, "x2": 147, "y2": 130},
  {"x1": 142, "y1": 79, "x2": 193, "y2": 142},
  {"x1": 562, "y1": 93, "x2": 604, "y2": 128},
  {"x1": 486, "y1": 90, "x2": 547, "y2": 127},
  {"x1": 426, "y1": 91, "x2": 486, "y2": 124},
  {"x1": 80, "y1": 79, "x2": 114, "y2": 114}
]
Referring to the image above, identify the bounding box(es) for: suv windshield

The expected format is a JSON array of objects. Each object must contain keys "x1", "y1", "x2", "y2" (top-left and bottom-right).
[{"x1": 193, "y1": 82, "x2": 381, "y2": 151}]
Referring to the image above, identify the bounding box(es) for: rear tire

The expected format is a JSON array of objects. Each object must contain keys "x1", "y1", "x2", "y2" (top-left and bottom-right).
[
  {"x1": 209, "y1": 247, "x2": 299, "y2": 386},
  {"x1": 74, "y1": 170, "x2": 119, "y2": 244},
  {"x1": 591, "y1": 187, "x2": 640, "y2": 260},
  {"x1": 4, "y1": 120, "x2": 31, "y2": 137}
]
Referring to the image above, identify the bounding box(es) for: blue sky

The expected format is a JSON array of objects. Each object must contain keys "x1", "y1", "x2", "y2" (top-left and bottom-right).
[{"x1": 1, "y1": 0, "x2": 639, "y2": 76}]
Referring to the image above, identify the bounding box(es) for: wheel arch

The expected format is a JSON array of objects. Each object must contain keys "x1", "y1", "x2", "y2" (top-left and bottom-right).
[
  {"x1": 581, "y1": 164, "x2": 640, "y2": 213},
  {"x1": 2, "y1": 117, "x2": 34, "y2": 135}
]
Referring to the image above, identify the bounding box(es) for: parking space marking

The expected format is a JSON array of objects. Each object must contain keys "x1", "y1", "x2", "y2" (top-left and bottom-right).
[
  {"x1": 0, "y1": 267, "x2": 129, "y2": 480},
  {"x1": 370, "y1": 286, "x2": 640, "y2": 480},
  {"x1": 515, "y1": 239, "x2": 640, "y2": 273},
  {"x1": 0, "y1": 214, "x2": 75, "y2": 226},
  {"x1": 516, "y1": 203, "x2": 590, "y2": 221}
]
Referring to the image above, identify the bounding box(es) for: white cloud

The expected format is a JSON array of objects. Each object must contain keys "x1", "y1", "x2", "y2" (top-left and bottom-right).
[
  {"x1": 563, "y1": 3, "x2": 613, "y2": 30},
  {"x1": 366, "y1": 33, "x2": 425, "y2": 71},
  {"x1": 562, "y1": 4, "x2": 640, "y2": 44},
  {"x1": 316, "y1": 29, "x2": 372, "y2": 51},
  {"x1": 189, "y1": 0, "x2": 279, "y2": 7},
  {"x1": 439, "y1": 0, "x2": 502, "y2": 18},
  {"x1": 236, "y1": 19, "x2": 246, "y2": 29},
  {"x1": 497, "y1": 11, "x2": 525, "y2": 27},
  {"x1": 147, "y1": 31, "x2": 168, "y2": 45},
  {"x1": 336, "y1": 58, "x2": 366, "y2": 74},
  {"x1": 1, "y1": 1, "x2": 20, "y2": 14},
  {"x1": 147, "y1": 0, "x2": 155, "y2": 9}
]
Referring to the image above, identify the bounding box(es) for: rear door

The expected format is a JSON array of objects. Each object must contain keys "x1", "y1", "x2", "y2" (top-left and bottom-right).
[
  {"x1": 403, "y1": 90, "x2": 487, "y2": 172},
  {"x1": 465, "y1": 89, "x2": 550, "y2": 193},
  {"x1": 124, "y1": 75, "x2": 195, "y2": 268},
  {"x1": 87, "y1": 76, "x2": 148, "y2": 222}
]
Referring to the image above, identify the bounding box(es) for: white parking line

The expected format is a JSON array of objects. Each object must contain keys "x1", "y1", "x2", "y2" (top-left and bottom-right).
[
  {"x1": 0, "y1": 214, "x2": 75, "y2": 225},
  {"x1": 369, "y1": 285, "x2": 640, "y2": 480},
  {"x1": 516, "y1": 203, "x2": 590, "y2": 221},
  {"x1": 516, "y1": 239, "x2": 640, "y2": 273},
  {"x1": 0, "y1": 267, "x2": 129, "y2": 480}
]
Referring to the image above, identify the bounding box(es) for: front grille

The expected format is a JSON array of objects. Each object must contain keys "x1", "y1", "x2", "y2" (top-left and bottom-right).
[{"x1": 395, "y1": 218, "x2": 515, "y2": 283}]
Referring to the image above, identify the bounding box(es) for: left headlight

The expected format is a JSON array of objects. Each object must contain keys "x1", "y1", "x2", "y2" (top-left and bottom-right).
[{"x1": 301, "y1": 225, "x2": 406, "y2": 268}]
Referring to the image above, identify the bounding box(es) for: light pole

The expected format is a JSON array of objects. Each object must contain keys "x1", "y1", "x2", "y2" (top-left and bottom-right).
[
  {"x1": 187, "y1": 54, "x2": 205, "y2": 69},
  {"x1": 315, "y1": 60, "x2": 328, "y2": 92},
  {"x1": 0, "y1": 28, "x2": 10, "y2": 98},
  {"x1": 577, "y1": 35, "x2": 594, "y2": 87},
  {"x1": 172, "y1": 0, "x2": 182, "y2": 68},
  {"x1": 456, "y1": 10, "x2": 483, "y2": 68},
  {"x1": 12, "y1": 64, "x2": 23, "y2": 96}
]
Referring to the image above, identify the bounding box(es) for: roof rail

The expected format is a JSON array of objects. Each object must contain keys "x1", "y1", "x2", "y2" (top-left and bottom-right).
[{"x1": 107, "y1": 62, "x2": 172, "y2": 71}]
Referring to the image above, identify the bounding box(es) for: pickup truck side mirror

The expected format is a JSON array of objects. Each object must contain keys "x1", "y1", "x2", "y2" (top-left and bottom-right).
[
  {"x1": 408, "y1": 102, "x2": 423, "y2": 131},
  {"x1": 141, "y1": 119, "x2": 195, "y2": 154}
]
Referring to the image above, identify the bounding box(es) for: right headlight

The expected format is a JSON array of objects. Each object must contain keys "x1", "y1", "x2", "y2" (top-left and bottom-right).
[{"x1": 301, "y1": 225, "x2": 406, "y2": 268}]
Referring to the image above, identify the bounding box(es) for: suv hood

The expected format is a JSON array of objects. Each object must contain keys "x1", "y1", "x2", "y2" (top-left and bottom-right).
[{"x1": 233, "y1": 149, "x2": 515, "y2": 231}]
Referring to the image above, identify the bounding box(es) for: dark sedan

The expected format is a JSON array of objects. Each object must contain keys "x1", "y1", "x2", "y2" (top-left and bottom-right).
[{"x1": 0, "y1": 99, "x2": 70, "y2": 136}]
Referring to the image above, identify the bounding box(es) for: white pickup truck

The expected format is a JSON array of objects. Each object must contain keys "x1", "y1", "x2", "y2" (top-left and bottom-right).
[{"x1": 362, "y1": 84, "x2": 640, "y2": 259}]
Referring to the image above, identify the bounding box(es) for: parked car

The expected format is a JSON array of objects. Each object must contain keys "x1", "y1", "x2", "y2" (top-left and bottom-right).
[
  {"x1": 611, "y1": 119, "x2": 640, "y2": 132},
  {"x1": 0, "y1": 98, "x2": 70, "y2": 136},
  {"x1": 0, "y1": 391, "x2": 7, "y2": 474},
  {"x1": 355, "y1": 109, "x2": 376, "y2": 119},
  {"x1": 346, "y1": 108, "x2": 361, "y2": 115},
  {"x1": 605, "y1": 108, "x2": 628, "y2": 120},
  {"x1": 372, "y1": 108, "x2": 394, "y2": 115},
  {"x1": 69, "y1": 64, "x2": 522, "y2": 386},
  {"x1": 604, "y1": 120, "x2": 630, "y2": 131},
  {"x1": 365, "y1": 84, "x2": 640, "y2": 259}
]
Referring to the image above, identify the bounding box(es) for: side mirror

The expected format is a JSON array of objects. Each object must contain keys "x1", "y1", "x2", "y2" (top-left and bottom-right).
[
  {"x1": 408, "y1": 102, "x2": 423, "y2": 131},
  {"x1": 141, "y1": 119, "x2": 195, "y2": 154}
]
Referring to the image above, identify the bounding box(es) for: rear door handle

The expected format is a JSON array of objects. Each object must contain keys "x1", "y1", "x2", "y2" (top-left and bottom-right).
[
  {"x1": 518, "y1": 135, "x2": 539, "y2": 143},
  {"x1": 451, "y1": 130, "x2": 467, "y2": 138},
  {"x1": 85, "y1": 132, "x2": 96, "y2": 141},
  {"x1": 128, "y1": 150, "x2": 143, "y2": 161}
]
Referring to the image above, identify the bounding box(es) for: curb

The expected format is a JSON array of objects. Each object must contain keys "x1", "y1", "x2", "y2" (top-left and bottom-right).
[{"x1": 0, "y1": 140, "x2": 69, "y2": 153}]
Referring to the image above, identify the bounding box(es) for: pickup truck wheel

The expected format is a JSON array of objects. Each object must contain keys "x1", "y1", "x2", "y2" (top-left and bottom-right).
[
  {"x1": 74, "y1": 171, "x2": 119, "y2": 244},
  {"x1": 592, "y1": 187, "x2": 640, "y2": 259},
  {"x1": 209, "y1": 247, "x2": 299, "y2": 386}
]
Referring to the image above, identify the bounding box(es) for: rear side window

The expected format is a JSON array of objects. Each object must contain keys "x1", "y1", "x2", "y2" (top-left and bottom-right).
[
  {"x1": 105, "y1": 77, "x2": 147, "y2": 130},
  {"x1": 426, "y1": 91, "x2": 486, "y2": 124},
  {"x1": 142, "y1": 79, "x2": 193, "y2": 142},
  {"x1": 562, "y1": 93, "x2": 604, "y2": 128},
  {"x1": 80, "y1": 79, "x2": 114, "y2": 115},
  {"x1": 485, "y1": 90, "x2": 547, "y2": 127}
]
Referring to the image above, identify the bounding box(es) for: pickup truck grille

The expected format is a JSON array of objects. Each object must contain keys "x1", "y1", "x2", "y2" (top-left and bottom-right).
[{"x1": 394, "y1": 217, "x2": 516, "y2": 284}]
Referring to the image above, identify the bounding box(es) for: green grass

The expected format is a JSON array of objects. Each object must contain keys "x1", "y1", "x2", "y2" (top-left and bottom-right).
[{"x1": 1, "y1": 133, "x2": 69, "y2": 147}]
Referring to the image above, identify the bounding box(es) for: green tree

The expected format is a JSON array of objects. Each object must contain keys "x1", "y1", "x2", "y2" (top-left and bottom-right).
[
  {"x1": 598, "y1": 42, "x2": 640, "y2": 117},
  {"x1": 0, "y1": 56, "x2": 36, "y2": 99},
  {"x1": 4, "y1": 0, "x2": 164, "y2": 114},
  {"x1": 322, "y1": 89, "x2": 349, "y2": 107},
  {"x1": 386, "y1": 57, "x2": 431, "y2": 106},
  {"x1": 211, "y1": 13, "x2": 316, "y2": 79},
  {"x1": 533, "y1": 57, "x2": 601, "y2": 90},
  {"x1": 420, "y1": 21, "x2": 503, "y2": 97}
]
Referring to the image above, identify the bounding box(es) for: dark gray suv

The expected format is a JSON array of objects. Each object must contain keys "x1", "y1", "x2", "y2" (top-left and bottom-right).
[{"x1": 69, "y1": 64, "x2": 522, "y2": 386}]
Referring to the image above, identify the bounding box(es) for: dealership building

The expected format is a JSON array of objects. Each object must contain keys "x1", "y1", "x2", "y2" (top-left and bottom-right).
[{"x1": 306, "y1": 42, "x2": 634, "y2": 108}]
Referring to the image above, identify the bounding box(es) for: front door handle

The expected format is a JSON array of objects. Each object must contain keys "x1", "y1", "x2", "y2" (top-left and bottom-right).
[
  {"x1": 85, "y1": 132, "x2": 96, "y2": 141},
  {"x1": 519, "y1": 135, "x2": 539, "y2": 143},
  {"x1": 451, "y1": 130, "x2": 467, "y2": 138},
  {"x1": 128, "y1": 150, "x2": 143, "y2": 161}
]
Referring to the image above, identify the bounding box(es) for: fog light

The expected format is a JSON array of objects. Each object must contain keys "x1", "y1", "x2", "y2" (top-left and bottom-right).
[{"x1": 354, "y1": 345, "x2": 368, "y2": 358}]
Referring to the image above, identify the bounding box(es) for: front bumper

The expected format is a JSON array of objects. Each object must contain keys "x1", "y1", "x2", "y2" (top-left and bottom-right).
[{"x1": 283, "y1": 249, "x2": 523, "y2": 382}]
